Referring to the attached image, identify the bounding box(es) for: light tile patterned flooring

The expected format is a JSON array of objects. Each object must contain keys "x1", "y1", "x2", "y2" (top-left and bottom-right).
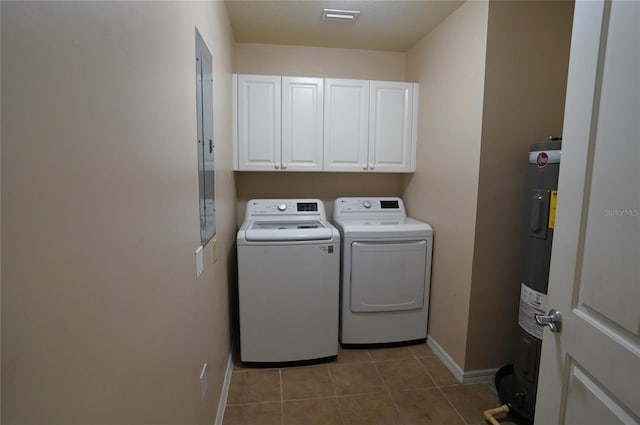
[{"x1": 223, "y1": 344, "x2": 518, "y2": 425}]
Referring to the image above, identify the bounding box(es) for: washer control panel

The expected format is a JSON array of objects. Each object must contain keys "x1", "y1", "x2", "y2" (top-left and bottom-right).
[{"x1": 246, "y1": 199, "x2": 325, "y2": 218}]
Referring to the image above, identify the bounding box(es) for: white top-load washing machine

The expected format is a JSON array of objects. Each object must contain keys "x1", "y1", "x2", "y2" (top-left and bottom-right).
[
  {"x1": 332, "y1": 197, "x2": 433, "y2": 345},
  {"x1": 237, "y1": 199, "x2": 340, "y2": 364}
]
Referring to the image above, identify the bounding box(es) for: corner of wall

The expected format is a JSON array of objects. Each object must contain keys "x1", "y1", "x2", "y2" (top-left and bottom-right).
[
  {"x1": 465, "y1": 0, "x2": 574, "y2": 372},
  {"x1": 402, "y1": 0, "x2": 489, "y2": 369},
  {"x1": 196, "y1": 0, "x2": 237, "y2": 422}
]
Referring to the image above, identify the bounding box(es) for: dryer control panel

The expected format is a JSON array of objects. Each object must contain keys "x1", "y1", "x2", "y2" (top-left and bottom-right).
[{"x1": 333, "y1": 197, "x2": 406, "y2": 217}]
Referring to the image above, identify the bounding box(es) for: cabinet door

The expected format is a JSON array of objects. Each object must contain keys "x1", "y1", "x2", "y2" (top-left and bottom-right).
[
  {"x1": 237, "y1": 75, "x2": 282, "y2": 171},
  {"x1": 324, "y1": 79, "x2": 369, "y2": 172},
  {"x1": 369, "y1": 81, "x2": 415, "y2": 172},
  {"x1": 282, "y1": 77, "x2": 324, "y2": 171}
]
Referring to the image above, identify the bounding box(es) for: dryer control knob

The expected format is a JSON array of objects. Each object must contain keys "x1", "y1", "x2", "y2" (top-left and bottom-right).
[
  {"x1": 363, "y1": 200, "x2": 372, "y2": 209},
  {"x1": 277, "y1": 203, "x2": 287, "y2": 211}
]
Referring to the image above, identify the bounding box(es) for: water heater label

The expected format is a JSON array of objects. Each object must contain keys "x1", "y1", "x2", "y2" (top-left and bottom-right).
[
  {"x1": 548, "y1": 190, "x2": 558, "y2": 229},
  {"x1": 518, "y1": 283, "x2": 547, "y2": 340}
]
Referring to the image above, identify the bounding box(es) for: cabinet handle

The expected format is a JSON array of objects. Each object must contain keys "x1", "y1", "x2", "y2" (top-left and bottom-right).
[
  {"x1": 362, "y1": 163, "x2": 368, "y2": 170},
  {"x1": 369, "y1": 164, "x2": 374, "y2": 170},
  {"x1": 274, "y1": 162, "x2": 280, "y2": 169},
  {"x1": 282, "y1": 162, "x2": 288, "y2": 170}
]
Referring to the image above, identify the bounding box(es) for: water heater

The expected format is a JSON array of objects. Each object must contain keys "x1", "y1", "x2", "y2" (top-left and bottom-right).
[{"x1": 497, "y1": 137, "x2": 561, "y2": 423}]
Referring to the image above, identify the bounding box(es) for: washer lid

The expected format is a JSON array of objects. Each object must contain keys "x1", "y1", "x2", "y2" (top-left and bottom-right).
[
  {"x1": 244, "y1": 220, "x2": 335, "y2": 241},
  {"x1": 333, "y1": 217, "x2": 433, "y2": 238}
]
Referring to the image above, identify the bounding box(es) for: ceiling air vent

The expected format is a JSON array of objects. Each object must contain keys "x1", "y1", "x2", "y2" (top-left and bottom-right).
[{"x1": 322, "y1": 8, "x2": 360, "y2": 21}]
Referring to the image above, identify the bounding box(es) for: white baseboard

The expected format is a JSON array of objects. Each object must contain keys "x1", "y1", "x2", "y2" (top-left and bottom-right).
[
  {"x1": 426, "y1": 336, "x2": 465, "y2": 383},
  {"x1": 426, "y1": 335, "x2": 498, "y2": 385},
  {"x1": 463, "y1": 367, "x2": 499, "y2": 384},
  {"x1": 214, "y1": 351, "x2": 234, "y2": 425}
]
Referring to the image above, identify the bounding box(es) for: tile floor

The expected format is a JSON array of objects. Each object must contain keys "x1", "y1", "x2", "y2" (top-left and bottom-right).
[{"x1": 223, "y1": 344, "x2": 518, "y2": 425}]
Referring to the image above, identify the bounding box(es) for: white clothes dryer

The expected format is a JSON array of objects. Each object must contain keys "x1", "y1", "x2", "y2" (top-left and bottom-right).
[
  {"x1": 237, "y1": 199, "x2": 340, "y2": 364},
  {"x1": 332, "y1": 197, "x2": 433, "y2": 345}
]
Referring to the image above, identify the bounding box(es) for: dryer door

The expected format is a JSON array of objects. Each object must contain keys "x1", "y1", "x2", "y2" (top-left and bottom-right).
[{"x1": 350, "y1": 240, "x2": 427, "y2": 312}]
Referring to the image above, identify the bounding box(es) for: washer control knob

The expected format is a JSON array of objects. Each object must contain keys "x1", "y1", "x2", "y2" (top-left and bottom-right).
[
  {"x1": 277, "y1": 203, "x2": 287, "y2": 211},
  {"x1": 363, "y1": 200, "x2": 372, "y2": 209}
]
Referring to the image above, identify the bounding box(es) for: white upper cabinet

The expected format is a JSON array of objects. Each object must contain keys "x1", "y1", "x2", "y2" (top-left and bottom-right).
[
  {"x1": 234, "y1": 74, "x2": 417, "y2": 172},
  {"x1": 235, "y1": 74, "x2": 323, "y2": 171},
  {"x1": 236, "y1": 74, "x2": 282, "y2": 171},
  {"x1": 369, "y1": 81, "x2": 416, "y2": 172},
  {"x1": 324, "y1": 79, "x2": 370, "y2": 172},
  {"x1": 282, "y1": 77, "x2": 324, "y2": 171},
  {"x1": 324, "y1": 79, "x2": 417, "y2": 172}
]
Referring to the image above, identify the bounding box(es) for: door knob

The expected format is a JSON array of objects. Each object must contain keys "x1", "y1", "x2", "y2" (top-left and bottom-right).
[{"x1": 535, "y1": 308, "x2": 562, "y2": 333}]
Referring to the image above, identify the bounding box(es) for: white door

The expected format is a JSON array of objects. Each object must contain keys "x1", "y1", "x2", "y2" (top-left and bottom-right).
[
  {"x1": 535, "y1": 1, "x2": 640, "y2": 424},
  {"x1": 282, "y1": 77, "x2": 324, "y2": 171},
  {"x1": 236, "y1": 74, "x2": 282, "y2": 171},
  {"x1": 369, "y1": 81, "x2": 416, "y2": 172},
  {"x1": 323, "y1": 78, "x2": 370, "y2": 172}
]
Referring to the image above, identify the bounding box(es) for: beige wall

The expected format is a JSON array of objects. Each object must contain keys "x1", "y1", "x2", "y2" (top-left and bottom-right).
[
  {"x1": 233, "y1": 43, "x2": 408, "y2": 224},
  {"x1": 465, "y1": 0, "x2": 574, "y2": 371},
  {"x1": 236, "y1": 172, "x2": 404, "y2": 224},
  {"x1": 403, "y1": 1, "x2": 489, "y2": 368},
  {"x1": 1, "y1": 2, "x2": 235, "y2": 423},
  {"x1": 404, "y1": 0, "x2": 573, "y2": 372},
  {"x1": 235, "y1": 43, "x2": 406, "y2": 81}
]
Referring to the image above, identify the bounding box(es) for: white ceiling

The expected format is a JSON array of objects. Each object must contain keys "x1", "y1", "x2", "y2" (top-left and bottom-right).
[{"x1": 224, "y1": 0, "x2": 465, "y2": 52}]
